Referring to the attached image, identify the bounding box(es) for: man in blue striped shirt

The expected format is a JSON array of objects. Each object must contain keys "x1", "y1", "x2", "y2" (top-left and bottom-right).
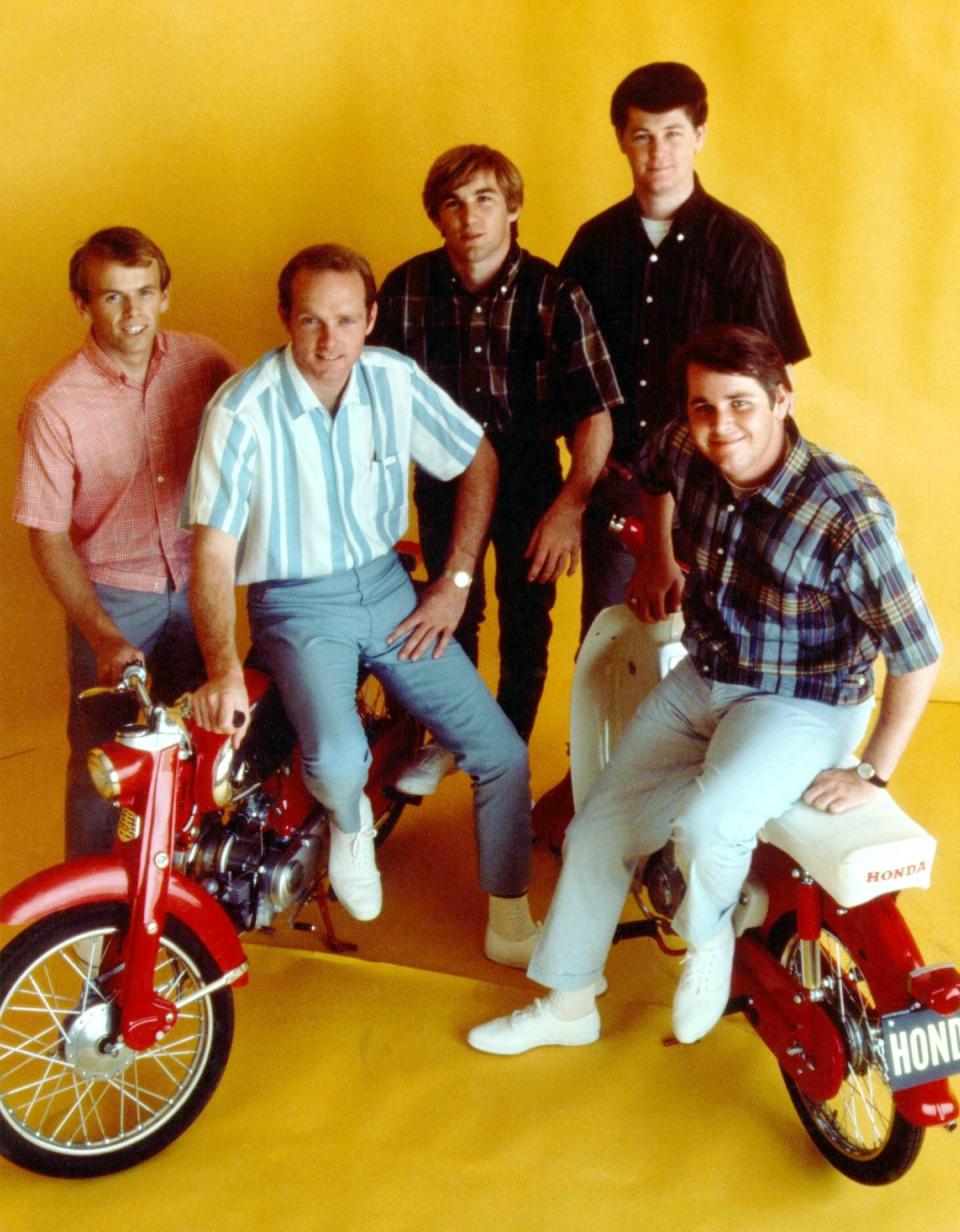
[
  {"x1": 468, "y1": 325, "x2": 942, "y2": 1054},
  {"x1": 185, "y1": 244, "x2": 538, "y2": 963}
]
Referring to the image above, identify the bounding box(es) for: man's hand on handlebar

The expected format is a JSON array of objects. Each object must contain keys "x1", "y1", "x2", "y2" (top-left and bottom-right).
[
  {"x1": 191, "y1": 671, "x2": 251, "y2": 747},
  {"x1": 94, "y1": 636, "x2": 146, "y2": 686}
]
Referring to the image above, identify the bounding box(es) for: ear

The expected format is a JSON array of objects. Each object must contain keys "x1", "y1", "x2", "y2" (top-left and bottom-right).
[
  {"x1": 365, "y1": 300, "x2": 378, "y2": 337},
  {"x1": 615, "y1": 127, "x2": 628, "y2": 155},
  {"x1": 72, "y1": 293, "x2": 91, "y2": 320},
  {"x1": 278, "y1": 304, "x2": 290, "y2": 332},
  {"x1": 159, "y1": 285, "x2": 170, "y2": 313},
  {"x1": 694, "y1": 123, "x2": 707, "y2": 153},
  {"x1": 772, "y1": 382, "x2": 790, "y2": 420}
]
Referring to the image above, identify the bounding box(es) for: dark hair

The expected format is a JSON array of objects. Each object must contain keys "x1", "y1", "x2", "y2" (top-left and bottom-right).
[
  {"x1": 69, "y1": 226, "x2": 171, "y2": 302},
  {"x1": 669, "y1": 325, "x2": 792, "y2": 405},
  {"x1": 610, "y1": 62, "x2": 708, "y2": 132},
  {"x1": 277, "y1": 244, "x2": 377, "y2": 317},
  {"x1": 422, "y1": 144, "x2": 524, "y2": 221}
]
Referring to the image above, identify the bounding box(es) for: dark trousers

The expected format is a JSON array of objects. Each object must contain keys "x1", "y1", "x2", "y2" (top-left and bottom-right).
[{"x1": 415, "y1": 468, "x2": 559, "y2": 743}]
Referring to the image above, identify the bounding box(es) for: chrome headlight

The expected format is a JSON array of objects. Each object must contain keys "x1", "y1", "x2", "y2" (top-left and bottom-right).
[{"x1": 87, "y1": 748, "x2": 120, "y2": 800}]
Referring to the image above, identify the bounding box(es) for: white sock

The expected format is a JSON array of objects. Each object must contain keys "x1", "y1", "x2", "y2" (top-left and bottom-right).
[
  {"x1": 548, "y1": 987, "x2": 597, "y2": 1021},
  {"x1": 487, "y1": 893, "x2": 537, "y2": 941}
]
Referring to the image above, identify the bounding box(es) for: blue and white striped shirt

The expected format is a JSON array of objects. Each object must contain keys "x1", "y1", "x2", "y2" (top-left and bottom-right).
[{"x1": 185, "y1": 345, "x2": 483, "y2": 583}]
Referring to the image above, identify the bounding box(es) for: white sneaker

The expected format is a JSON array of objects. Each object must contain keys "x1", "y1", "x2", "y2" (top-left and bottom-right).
[
  {"x1": 468, "y1": 998, "x2": 600, "y2": 1055},
  {"x1": 328, "y1": 799, "x2": 382, "y2": 921},
  {"x1": 671, "y1": 923, "x2": 736, "y2": 1043},
  {"x1": 393, "y1": 744, "x2": 457, "y2": 796},
  {"x1": 484, "y1": 922, "x2": 543, "y2": 969}
]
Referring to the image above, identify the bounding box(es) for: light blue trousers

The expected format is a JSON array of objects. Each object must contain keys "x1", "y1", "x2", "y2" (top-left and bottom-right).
[
  {"x1": 528, "y1": 656, "x2": 872, "y2": 990},
  {"x1": 248, "y1": 552, "x2": 532, "y2": 897}
]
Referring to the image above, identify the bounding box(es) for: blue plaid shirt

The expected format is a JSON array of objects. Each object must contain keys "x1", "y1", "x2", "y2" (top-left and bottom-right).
[{"x1": 636, "y1": 418, "x2": 941, "y2": 704}]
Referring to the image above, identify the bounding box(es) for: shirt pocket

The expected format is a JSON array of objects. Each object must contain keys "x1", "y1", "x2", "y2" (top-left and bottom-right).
[{"x1": 370, "y1": 452, "x2": 405, "y2": 520}]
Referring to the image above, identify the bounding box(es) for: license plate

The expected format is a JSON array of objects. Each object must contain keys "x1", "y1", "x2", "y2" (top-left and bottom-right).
[{"x1": 881, "y1": 1006, "x2": 960, "y2": 1091}]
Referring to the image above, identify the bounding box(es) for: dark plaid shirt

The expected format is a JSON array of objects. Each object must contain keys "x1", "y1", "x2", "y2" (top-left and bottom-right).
[
  {"x1": 561, "y1": 177, "x2": 810, "y2": 464},
  {"x1": 637, "y1": 418, "x2": 941, "y2": 704},
  {"x1": 374, "y1": 245, "x2": 623, "y2": 474}
]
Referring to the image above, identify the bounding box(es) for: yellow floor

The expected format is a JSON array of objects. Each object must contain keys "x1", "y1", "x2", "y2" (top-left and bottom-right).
[{"x1": 1, "y1": 703, "x2": 959, "y2": 1229}]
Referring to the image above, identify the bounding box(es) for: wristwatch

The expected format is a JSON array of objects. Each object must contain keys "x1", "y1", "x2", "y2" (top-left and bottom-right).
[
  {"x1": 443, "y1": 568, "x2": 472, "y2": 590},
  {"x1": 855, "y1": 761, "x2": 888, "y2": 788}
]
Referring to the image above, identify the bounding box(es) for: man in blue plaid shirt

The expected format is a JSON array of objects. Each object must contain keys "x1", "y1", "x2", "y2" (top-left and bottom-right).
[{"x1": 468, "y1": 325, "x2": 942, "y2": 1055}]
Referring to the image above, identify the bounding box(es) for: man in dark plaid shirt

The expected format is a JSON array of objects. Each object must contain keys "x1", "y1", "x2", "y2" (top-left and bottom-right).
[
  {"x1": 468, "y1": 326, "x2": 941, "y2": 1056},
  {"x1": 375, "y1": 145, "x2": 620, "y2": 800}
]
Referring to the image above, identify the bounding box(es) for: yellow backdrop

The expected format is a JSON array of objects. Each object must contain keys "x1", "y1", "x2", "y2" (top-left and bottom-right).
[{"x1": 1, "y1": 0, "x2": 957, "y2": 762}]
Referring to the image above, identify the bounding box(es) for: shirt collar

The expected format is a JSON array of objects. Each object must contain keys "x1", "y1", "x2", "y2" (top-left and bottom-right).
[
  {"x1": 280, "y1": 343, "x2": 362, "y2": 418},
  {"x1": 743, "y1": 418, "x2": 811, "y2": 509},
  {"x1": 81, "y1": 328, "x2": 169, "y2": 385},
  {"x1": 437, "y1": 242, "x2": 524, "y2": 299},
  {"x1": 631, "y1": 174, "x2": 711, "y2": 235}
]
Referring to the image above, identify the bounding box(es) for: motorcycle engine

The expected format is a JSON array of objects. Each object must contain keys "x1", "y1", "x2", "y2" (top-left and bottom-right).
[{"x1": 184, "y1": 802, "x2": 328, "y2": 931}]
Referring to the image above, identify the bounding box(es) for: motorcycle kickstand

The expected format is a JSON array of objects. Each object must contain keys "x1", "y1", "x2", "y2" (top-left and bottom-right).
[{"x1": 289, "y1": 878, "x2": 359, "y2": 955}]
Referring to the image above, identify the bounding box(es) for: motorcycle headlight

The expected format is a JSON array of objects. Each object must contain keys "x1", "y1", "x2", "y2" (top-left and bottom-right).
[{"x1": 87, "y1": 748, "x2": 120, "y2": 800}]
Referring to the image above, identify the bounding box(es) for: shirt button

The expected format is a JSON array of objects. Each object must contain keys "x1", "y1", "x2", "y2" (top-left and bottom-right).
[
  {"x1": 676, "y1": 233, "x2": 685, "y2": 242},
  {"x1": 717, "y1": 547, "x2": 724, "y2": 556},
  {"x1": 474, "y1": 305, "x2": 482, "y2": 313},
  {"x1": 727, "y1": 504, "x2": 735, "y2": 512},
  {"x1": 646, "y1": 295, "x2": 653, "y2": 303},
  {"x1": 500, "y1": 285, "x2": 508, "y2": 293},
  {"x1": 702, "y1": 664, "x2": 711, "y2": 674},
  {"x1": 156, "y1": 475, "x2": 166, "y2": 484},
  {"x1": 474, "y1": 346, "x2": 482, "y2": 353},
  {"x1": 649, "y1": 254, "x2": 658, "y2": 263},
  {"x1": 642, "y1": 338, "x2": 650, "y2": 346},
  {"x1": 639, "y1": 379, "x2": 647, "y2": 387},
  {"x1": 639, "y1": 420, "x2": 647, "y2": 428}
]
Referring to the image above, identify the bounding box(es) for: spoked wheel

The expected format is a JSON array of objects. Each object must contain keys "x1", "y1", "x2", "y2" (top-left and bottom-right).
[
  {"x1": 0, "y1": 903, "x2": 233, "y2": 1178},
  {"x1": 357, "y1": 672, "x2": 424, "y2": 845},
  {"x1": 778, "y1": 927, "x2": 923, "y2": 1184}
]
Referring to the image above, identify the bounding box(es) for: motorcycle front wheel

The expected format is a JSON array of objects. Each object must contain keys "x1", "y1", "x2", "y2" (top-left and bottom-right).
[
  {"x1": 777, "y1": 925, "x2": 923, "y2": 1185},
  {"x1": 0, "y1": 902, "x2": 233, "y2": 1178}
]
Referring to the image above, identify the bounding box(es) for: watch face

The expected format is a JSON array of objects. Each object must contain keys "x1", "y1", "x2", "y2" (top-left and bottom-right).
[
  {"x1": 453, "y1": 570, "x2": 471, "y2": 589},
  {"x1": 856, "y1": 762, "x2": 875, "y2": 781}
]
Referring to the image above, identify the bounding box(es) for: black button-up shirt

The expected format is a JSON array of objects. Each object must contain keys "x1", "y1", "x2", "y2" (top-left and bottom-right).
[
  {"x1": 374, "y1": 245, "x2": 623, "y2": 485},
  {"x1": 561, "y1": 177, "x2": 810, "y2": 465}
]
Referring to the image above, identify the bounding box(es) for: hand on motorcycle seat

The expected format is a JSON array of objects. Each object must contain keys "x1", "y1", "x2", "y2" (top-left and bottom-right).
[
  {"x1": 191, "y1": 671, "x2": 251, "y2": 747},
  {"x1": 626, "y1": 549, "x2": 685, "y2": 623}
]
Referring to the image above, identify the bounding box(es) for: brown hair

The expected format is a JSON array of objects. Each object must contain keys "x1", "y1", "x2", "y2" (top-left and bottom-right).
[
  {"x1": 670, "y1": 325, "x2": 792, "y2": 405},
  {"x1": 421, "y1": 145, "x2": 524, "y2": 221},
  {"x1": 69, "y1": 226, "x2": 171, "y2": 302},
  {"x1": 611, "y1": 62, "x2": 708, "y2": 132},
  {"x1": 277, "y1": 244, "x2": 377, "y2": 317}
]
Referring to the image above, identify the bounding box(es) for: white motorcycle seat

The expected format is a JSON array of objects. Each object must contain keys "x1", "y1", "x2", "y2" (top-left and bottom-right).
[{"x1": 570, "y1": 605, "x2": 936, "y2": 910}]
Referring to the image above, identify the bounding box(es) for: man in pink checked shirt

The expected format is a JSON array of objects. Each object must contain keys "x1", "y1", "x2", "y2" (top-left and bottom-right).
[{"x1": 14, "y1": 227, "x2": 236, "y2": 858}]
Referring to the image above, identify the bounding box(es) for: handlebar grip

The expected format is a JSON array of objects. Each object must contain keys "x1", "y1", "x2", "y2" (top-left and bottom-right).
[{"x1": 232, "y1": 710, "x2": 246, "y2": 729}]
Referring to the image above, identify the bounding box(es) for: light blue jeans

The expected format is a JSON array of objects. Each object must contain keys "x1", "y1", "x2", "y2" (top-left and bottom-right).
[
  {"x1": 66, "y1": 583, "x2": 204, "y2": 858},
  {"x1": 248, "y1": 552, "x2": 532, "y2": 897},
  {"x1": 528, "y1": 656, "x2": 873, "y2": 990}
]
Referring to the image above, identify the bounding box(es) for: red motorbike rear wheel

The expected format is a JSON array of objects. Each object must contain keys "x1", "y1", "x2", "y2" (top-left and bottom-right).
[
  {"x1": 777, "y1": 926, "x2": 923, "y2": 1185},
  {"x1": 0, "y1": 902, "x2": 233, "y2": 1177}
]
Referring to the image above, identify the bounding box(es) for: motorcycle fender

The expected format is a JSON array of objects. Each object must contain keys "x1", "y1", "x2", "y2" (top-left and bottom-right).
[
  {"x1": 0, "y1": 857, "x2": 249, "y2": 987},
  {"x1": 893, "y1": 1080, "x2": 959, "y2": 1128},
  {"x1": 732, "y1": 935, "x2": 846, "y2": 1103}
]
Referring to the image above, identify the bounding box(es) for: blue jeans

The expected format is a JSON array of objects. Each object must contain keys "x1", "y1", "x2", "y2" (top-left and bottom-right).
[
  {"x1": 66, "y1": 583, "x2": 204, "y2": 858},
  {"x1": 247, "y1": 552, "x2": 531, "y2": 896},
  {"x1": 528, "y1": 656, "x2": 873, "y2": 990}
]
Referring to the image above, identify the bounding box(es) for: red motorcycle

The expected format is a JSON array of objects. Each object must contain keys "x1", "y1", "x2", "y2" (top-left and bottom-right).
[
  {"x1": 0, "y1": 657, "x2": 422, "y2": 1177},
  {"x1": 565, "y1": 516, "x2": 960, "y2": 1184}
]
